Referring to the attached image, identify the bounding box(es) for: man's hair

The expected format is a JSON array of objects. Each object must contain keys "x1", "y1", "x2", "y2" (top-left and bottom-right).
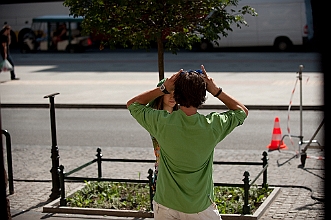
[
  {"x1": 174, "y1": 72, "x2": 206, "y2": 108},
  {"x1": 1, "y1": 25, "x2": 11, "y2": 35}
]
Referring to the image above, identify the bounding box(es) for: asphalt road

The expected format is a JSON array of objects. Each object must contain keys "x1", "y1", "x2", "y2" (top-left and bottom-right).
[
  {"x1": 8, "y1": 47, "x2": 322, "y2": 73},
  {"x1": 1, "y1": 108, "x2": 324, "y2": 152}
]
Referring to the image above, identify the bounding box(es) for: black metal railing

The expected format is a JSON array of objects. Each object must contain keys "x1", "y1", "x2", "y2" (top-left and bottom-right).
[
  {"x1": 2, "y1": 129, "x2": 14, "y2": 195},
  {"x1": 58, "y1": 148, "x2": 268, "y2": 215}
]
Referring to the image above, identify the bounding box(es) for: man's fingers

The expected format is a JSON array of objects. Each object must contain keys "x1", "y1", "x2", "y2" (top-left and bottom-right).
[
  {"x1": 201, "y1": 65, "x2": 206, "y2": 73},
  {"x1": 170, "y1": 69, "x2": 183, "y2": 81},
  {"x1": 175, "y1": 69, "x2": 183, "y2": 78}
]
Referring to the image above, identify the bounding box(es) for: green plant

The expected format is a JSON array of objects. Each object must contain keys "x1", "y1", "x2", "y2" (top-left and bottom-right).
[
  {"x1": 67, "y1": 181, "x2": 151, "y2": 211},
  {"x1": 67, "y1": 181, "x2": 272, "y2": 214},
  {"x1": 214, "y1": 185, "x2": 272, "y2": 214}
]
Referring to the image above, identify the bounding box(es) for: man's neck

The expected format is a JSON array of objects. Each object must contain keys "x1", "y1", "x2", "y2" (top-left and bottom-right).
[{"x1": 180, "y1": 106, "x2": 197, "y2": 116}]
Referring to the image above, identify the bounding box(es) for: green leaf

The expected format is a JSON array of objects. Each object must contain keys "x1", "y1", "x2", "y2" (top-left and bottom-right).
[{"x1": 63, "y1": 0, "x2": 256, "y2": 80}]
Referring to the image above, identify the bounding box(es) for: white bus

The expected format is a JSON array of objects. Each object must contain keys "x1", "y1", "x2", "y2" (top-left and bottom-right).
[
  {"x1": 0, "y1": 1, "x2": 69, "y2": 48},
  {"x1": 198, "y1": 0, "x2": 314, "y2": 51}
]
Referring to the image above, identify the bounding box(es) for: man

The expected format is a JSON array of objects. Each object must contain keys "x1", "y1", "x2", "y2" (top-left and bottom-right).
[
  {"x1": 127, "y1": 65, "x2": 248, "y2": 219},
  {"x1": 52, "y1": 23, "x2": 67, "y2": 49},
  {"x1": 1, "y1": 25, "x2": 19, "y2": 80}
]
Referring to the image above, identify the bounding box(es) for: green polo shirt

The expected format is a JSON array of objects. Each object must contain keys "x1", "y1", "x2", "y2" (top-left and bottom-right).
[{"x1": 128, "y1": 103, "x2": 247, "y2": 213}]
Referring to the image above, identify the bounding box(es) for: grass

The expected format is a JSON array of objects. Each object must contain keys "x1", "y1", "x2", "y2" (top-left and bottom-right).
[{"x1": 67, "y1": 181, "x2": 272, "y2": 214}]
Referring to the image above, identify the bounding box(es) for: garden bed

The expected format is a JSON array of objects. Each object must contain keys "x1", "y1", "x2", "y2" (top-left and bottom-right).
[{"x1": 43, "y1": 181, "x2": 281, "y2": 220}]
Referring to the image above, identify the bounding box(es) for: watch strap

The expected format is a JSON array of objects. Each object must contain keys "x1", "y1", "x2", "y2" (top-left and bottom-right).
[
  {"x1": 214, "y1": 87, "x2": 222, "y2": 97},
  {"x1": 160, "y1": 84, "x2": 170, "y2": 94}
]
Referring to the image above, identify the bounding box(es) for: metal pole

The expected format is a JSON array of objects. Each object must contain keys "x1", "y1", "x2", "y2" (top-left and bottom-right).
[
  {"x1": 96, "y1": 148, "x2": 102, "y2": 179},
  {"x1": 58, "y1": 165, "x2": 66, "y2": 206},
  {"x1": 0, "y1": 105, "x2": 11, "y2": 219},
  {"x1": 2, "y1": 130, "x2": 14, "y2": 194},
  {"x1": 44, "y1": 92, "x2": 60, "y2": 199},
  {"x1": 300, "y1": 118, "x2": 325, "y2": 167},
  {"x1": 262, "y1": 151, "x2": 268, "y2": 188},
  {"x1": 298, "y1": 65, "x2": 304, "y2": 145},
  {"x1": 242, "y1": 171, "x2": 250, "y2": 215}
]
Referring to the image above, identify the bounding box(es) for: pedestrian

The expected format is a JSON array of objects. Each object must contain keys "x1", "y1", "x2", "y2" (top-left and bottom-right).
[
  {"x1": 52, "y1": 23, "x2": 67, "y2": 49},
  {"x1": 127, "y1": 65, "x2": 248, "y2": 219},
  {"x1": 147, "y1": 78, "x2": 179, "y2": 194},
  {"x1": 0, "y1": 24, "x2": 19, "y2": 80}
]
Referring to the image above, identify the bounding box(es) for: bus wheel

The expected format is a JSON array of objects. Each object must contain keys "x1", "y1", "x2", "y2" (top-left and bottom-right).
[
  {"x1": 20, "y1": 44, "x2": 30, "y2": 54},
  {"x1": 66, "y1": 45, "x2": 76, "y2": 53},
  {"x1": 274, "y1": 37, "x2": 293, "y2": 51},
  {"x1": 18, "y1": 28, "x2": 33, "y2": 47},
  {"x1": 199, "y1": 40, "x2": 212, "y2": 51}
]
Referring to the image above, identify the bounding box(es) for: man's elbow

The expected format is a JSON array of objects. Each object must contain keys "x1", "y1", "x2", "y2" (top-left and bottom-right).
[
  {"x1": 126, "y1": 101, "x2": 132, "y2": 109},
  {"x1": 235, "y1": 104, "x2": 248, "y2": 117},
  {"x1": 240, "y1": 105, "x2": 248, "y2": 117},
  {"x1": 243, "y1": 107, "x2": 248, "y2": 116}
]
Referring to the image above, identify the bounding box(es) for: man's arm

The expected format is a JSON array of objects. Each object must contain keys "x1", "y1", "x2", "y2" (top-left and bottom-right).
[
  {"x1": 201, "y1": 65, "x2": 248, "y2": 116},
  {"x1": 126, "y1": 70, "x2": 181, "y2": 108},
  {"x1": 2, "y1": 42, "x2": 7, "y2": 59},
  {"x1": 216, "y1": 91, "x2": 248, "y2": 116},
  {"x1": 126, "y1": 87, "x2": 164, "y2": 108},
  {"x1": 59, "y1": 28, "x2": 67, "y2": 38}
]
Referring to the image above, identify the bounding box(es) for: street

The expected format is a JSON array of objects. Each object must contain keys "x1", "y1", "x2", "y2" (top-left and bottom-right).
[
  {"x1": 0, "y1": 108, "x2": 324, "y2": 152},
  {"x1": 7, "y1": 47, "x2": 322, "y2": 73}
]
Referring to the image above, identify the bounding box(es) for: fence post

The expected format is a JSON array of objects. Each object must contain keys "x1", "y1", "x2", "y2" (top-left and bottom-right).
[
  {"x1": 242, "y1": 171, "x2": 250, "y2": 215},
  {"x1": 2, "y1": 130, "x2": 14, "y2": 194},
  {"x1": 44, "y1": 92, "x2": 60, "y2": 199},
  {"x1": 262, "y1": 151, "x2": 268, "y2": 188},
  {"x1": 147, "y1": 168, "x2": 154, "y2": 211},
  {"x1": 58, "y1": 165, "x2": 67, "y2": 206},
  {"x1": 96, "y1": 148, "x2": 102, "y2": 179}
]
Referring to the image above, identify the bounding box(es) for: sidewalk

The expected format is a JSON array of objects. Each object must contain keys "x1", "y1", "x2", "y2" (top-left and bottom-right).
[
  {"x1": 1, "y1": 56, "x2": 325, "y2": 219},
  {"x1": 6, "y1": 147, "x2": 325, "y2": 220},
  {"x1": 0, "y1": 66, "x2": 324, "y2": 108}
]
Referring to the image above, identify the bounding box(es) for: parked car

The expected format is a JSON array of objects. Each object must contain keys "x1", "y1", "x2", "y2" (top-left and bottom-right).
[{"x1": 21, "y1": 15, "x2": 92, "y2": 53}]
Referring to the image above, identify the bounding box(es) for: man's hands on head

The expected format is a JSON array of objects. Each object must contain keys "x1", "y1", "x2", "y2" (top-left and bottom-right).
[
  {"x1": 200, "y1": 65, "x2": 220, "y2": 96},
  {"x1": 163, "y1": 69, "x2": 182, "y2": 92},
  {"x1": 163, "y1": 65, "x2": 220, "y2": 97}
]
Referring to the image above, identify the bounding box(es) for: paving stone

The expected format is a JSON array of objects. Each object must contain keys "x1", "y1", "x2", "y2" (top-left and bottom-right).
[{"x1": 6, "y1": 146, "x2": 324, "y2": 219}]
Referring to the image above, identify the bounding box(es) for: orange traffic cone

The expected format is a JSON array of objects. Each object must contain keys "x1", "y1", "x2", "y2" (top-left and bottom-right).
[{"x1": 266, "y1": 117, "x2": 287, "y2": 151}]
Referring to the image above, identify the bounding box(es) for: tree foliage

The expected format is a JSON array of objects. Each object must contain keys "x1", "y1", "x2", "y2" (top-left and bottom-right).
[{"x1": 64, "y1": 0, "x2": 256, "y2": 79}]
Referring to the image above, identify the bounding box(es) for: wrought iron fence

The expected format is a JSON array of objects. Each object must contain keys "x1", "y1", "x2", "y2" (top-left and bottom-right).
[{"x1": 58, "y1": 147, "x2": 268, "y2": 215}]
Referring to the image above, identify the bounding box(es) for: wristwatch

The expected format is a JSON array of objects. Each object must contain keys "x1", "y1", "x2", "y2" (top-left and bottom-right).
[{"x1": 159, "y1": 83, "x2": 170, "y2": 94}]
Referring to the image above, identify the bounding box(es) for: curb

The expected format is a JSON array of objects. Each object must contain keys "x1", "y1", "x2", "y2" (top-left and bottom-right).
[
  {"x1": 42, "y1": 184, "x2": 281, "y2": 220},
  {"x1": 0, "y1": 103, "x2": 324, "y2": 111}
]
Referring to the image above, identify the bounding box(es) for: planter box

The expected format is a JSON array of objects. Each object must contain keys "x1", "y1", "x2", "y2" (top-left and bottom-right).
[{"x1": 43, "y1": 185, "x2": 281, "y2": 220}]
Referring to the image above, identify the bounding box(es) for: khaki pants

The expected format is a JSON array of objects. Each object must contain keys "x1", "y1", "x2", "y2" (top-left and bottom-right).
[{"x1": 153, "y1": 200, "x2": 222, "y2": 220}]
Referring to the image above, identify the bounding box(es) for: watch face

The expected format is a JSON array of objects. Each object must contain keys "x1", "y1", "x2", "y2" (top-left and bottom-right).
[{"x1": 160, "y1": 84, "x2": 169, "y2": 94}]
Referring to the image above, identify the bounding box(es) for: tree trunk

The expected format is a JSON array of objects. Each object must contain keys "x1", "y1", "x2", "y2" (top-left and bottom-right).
[{"x1": 157, "y1": 37, "x2": 165, "y2": 81}]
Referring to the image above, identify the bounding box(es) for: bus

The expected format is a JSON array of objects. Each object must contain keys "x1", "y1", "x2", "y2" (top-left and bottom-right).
[
  {"x1": 21, "y1": 15, "x2": 92, "y2": 53},
  {"x1": 0, "y1": 1, "x2": 69, "y2": 48},
  {"x1": 197, "y1": 0, "x2": 314, "y2": 51}
]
